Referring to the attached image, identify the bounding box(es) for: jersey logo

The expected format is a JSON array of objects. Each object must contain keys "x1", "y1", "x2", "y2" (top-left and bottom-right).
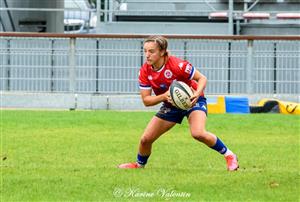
[
  {"x1": 185, "y1": 64, "x2": 193, "y2": 74},
  {"x1": 178, "y1": 62, "x2": 184, "y2": 69},
  {"x1": 164, "y1": 70, "x2": 173, "y2": 79},
  {"x1": 160, "y1": 84, "x2": 167, "y2": 90},
  {"x1": 148, "y1": 75, "x2": 153, "y2": 80}
]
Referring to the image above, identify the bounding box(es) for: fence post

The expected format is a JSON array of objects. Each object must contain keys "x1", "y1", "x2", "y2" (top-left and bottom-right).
[
  {"x1": 183, "y1": 40, "x2": 187, "y2": 60},
  {"x1": 97, "y1": 0, "x2": 101, "y2": 21},
  {"x1": 96, "y1": 39, "x2": 99, "y2": 93},
  {"x1": 50, "y1": 39, "x2": 54, "y2": 92},
  {"x1": 246, "y1": 39, "x2": 253, "y2": 94},
  {"x1": 227, "y1": 41, "x2": 232, "y2": 94},
  {"x1": 69, "y1": 37, "x2": 76, "y2": 93},
  {"x1": 228, "y1": 0, "x2": 234, "y2": 35},
  {"x1": 6, "y1": 39, "x2": 11, "y2": 91},
  {"x1": 109, "y1": 0, "x2": 113, "y2": 22},
  {"x1": 104, "y1": 0, "x2": 108, "y2": 22},
  {"x1": 140, "y1": 40, "x2": 144, "y2": 66},
  {"x1": 273, "y1": 42, "x2": 277, "y2": 94}
]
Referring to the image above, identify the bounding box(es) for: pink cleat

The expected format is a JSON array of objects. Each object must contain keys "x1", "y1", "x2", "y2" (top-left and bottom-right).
[
  {"x1": 118, "y1": 162, "x2": 143, "y2": 169},
  {"x1": 225, "y1": 154, "x2": 239, "y2": 171}
]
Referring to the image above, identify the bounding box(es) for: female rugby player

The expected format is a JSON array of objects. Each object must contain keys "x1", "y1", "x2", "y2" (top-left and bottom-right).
[{"x1": 118, "y1": 36, "x2": 238, "y2": 171}]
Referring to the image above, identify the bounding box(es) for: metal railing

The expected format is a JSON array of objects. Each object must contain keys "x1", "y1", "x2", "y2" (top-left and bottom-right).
[{"x1": 0, "y1": 33, "x2": 299, "y2": 95}]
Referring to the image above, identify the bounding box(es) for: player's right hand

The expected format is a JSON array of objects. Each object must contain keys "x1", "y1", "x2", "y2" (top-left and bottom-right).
[{"x1": 164, "y1": 90, "x2": 174, "y2": 105}]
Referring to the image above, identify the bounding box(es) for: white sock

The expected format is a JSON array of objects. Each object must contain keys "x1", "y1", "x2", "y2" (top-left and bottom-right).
[
  {"x1": 136, "y1": 162, "x2": 145, "y2": 168},
  {"x1": 224, "y1": 149, "x2": 234, "y2": 157}
]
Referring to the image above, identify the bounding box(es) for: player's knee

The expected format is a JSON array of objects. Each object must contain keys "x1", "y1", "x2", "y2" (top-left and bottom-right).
[
  {"x1": 191, "y1": 130, "x2": 208, "y2": 142},
  {"x1": 140, "y1": 135, "x2": 154, "y2": 146}
]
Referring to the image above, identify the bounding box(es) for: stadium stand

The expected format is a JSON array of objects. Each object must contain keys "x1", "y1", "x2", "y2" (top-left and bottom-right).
[
  {"x1": 0, "y1": 0, "x2": 64, "y2": 32},
  {"x1": 98, "y1": 0, "x2": 232, "y2": 34},
  {"x1": 96, "y1": 0, "x2": 300, "y2": 35},
  {"x1": 1, "y1": 0, "x2": 299, "y2": 35},
  {"x1": 242, "y1": 12, "x2": 271, "y2": 19},
  {"x1": 276, "y1": 13, "x2": 300, "y2": 19},
  {"x1": 209, "y1": 12, "x2": 228, "y2": 19},
  {"x1": 0, "y1": 0, "x2": 16, "y2": 32},
  {"x1": 238, "y1": 0, "x2": 300, "y2": 35}
]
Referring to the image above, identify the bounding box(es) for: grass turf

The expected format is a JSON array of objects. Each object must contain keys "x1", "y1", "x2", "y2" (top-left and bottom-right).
[{"x1": 1, "y1": 110, "x2": 299, "y2": 201}]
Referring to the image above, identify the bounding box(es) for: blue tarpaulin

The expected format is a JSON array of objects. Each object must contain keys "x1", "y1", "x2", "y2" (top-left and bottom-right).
[{"x1": 225, "y1": 96, "x2": 250, "y2": 113}]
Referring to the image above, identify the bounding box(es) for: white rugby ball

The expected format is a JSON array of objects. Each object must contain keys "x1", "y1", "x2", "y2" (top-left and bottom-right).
[{"x1": 169, "y1": 80, "x2": 194, "y2": 110}]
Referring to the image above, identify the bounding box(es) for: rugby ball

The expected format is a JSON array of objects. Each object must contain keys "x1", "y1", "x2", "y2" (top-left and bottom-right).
[{"x1": 169, "y1": 80, "x2": 194, "y2": 110}]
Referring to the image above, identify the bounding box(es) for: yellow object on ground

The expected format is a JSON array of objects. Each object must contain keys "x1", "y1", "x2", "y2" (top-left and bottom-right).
[
  {"x1": 278, "y1": 100, "x2": 300, "y2": 114},
  {"x1": 256, "y1": 99, "x2": 300, "y2": 114},
  {"x1": 207, "y1": 96, "x2": 226, "y2": 114}
]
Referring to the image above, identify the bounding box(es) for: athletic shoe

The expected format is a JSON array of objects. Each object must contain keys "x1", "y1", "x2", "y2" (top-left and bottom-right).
[
  {"x1": 118, "y1": 162, "x2": 143, "y2": 169},
  {"x1": 225, "y1": 154, "x2": 239, "y2": 171}
]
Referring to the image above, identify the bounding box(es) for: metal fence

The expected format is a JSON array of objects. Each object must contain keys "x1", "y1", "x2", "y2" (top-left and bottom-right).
[{"x1": 0, "y1": 34, "x2": 299, "y2": 95}]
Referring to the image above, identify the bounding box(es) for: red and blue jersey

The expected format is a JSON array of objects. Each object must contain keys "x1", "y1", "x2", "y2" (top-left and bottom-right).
[{"x1": 139, "y1": 56, "x2": 200, "y2": 96}]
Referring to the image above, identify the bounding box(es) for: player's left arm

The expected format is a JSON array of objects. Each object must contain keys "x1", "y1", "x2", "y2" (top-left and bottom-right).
[
  {"x1": 140, "y1": 89, "x2": 170, "y2": 107},
  {"x1": 190, "y1": 70, "x2": 207, "y2": 105}
]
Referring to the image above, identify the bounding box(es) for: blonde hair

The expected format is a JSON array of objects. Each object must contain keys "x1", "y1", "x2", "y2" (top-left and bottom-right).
[{"x1": 144, "y1": 35, "x2": 169, "y2": 56}]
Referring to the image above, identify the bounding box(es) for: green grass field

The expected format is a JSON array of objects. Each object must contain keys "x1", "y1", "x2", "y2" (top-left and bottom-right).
[{"x1": 1, "y1": 110, "x2": 299, "y2": 201}]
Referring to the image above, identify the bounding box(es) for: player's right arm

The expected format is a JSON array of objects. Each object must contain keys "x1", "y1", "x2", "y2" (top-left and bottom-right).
[{"x1": 140, "y1": 89, "x2": 170, "y2": 107}]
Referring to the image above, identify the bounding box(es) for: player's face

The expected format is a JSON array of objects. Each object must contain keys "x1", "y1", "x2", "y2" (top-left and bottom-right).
[{"x1": 143, "y1": 42, "x2": 164, "y2": 66}]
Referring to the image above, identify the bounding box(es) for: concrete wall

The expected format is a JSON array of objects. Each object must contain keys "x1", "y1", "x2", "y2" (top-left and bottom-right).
[
  {"x1": 0, "y1": 93, "x2": 159, "y2": 111},
  {"x1": 1, "y1": 92, "x2": 299, "y2": 110}
]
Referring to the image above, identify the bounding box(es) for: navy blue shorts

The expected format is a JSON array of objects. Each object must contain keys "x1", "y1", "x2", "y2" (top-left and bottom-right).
[{"x1": 155, "y1": 96, "x2": 207, "y2": 124}]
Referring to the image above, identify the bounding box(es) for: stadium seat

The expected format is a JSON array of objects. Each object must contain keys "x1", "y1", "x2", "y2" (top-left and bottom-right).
[
  {"x1": 276, "y1": 13, "x2": 300, "y2": 19},
  {"x1": 209, "y1": 12, "x2": 228, "y2": 19},
  {"x1": 243, "y1": 12, "x2": 270, "y2": 19}
]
